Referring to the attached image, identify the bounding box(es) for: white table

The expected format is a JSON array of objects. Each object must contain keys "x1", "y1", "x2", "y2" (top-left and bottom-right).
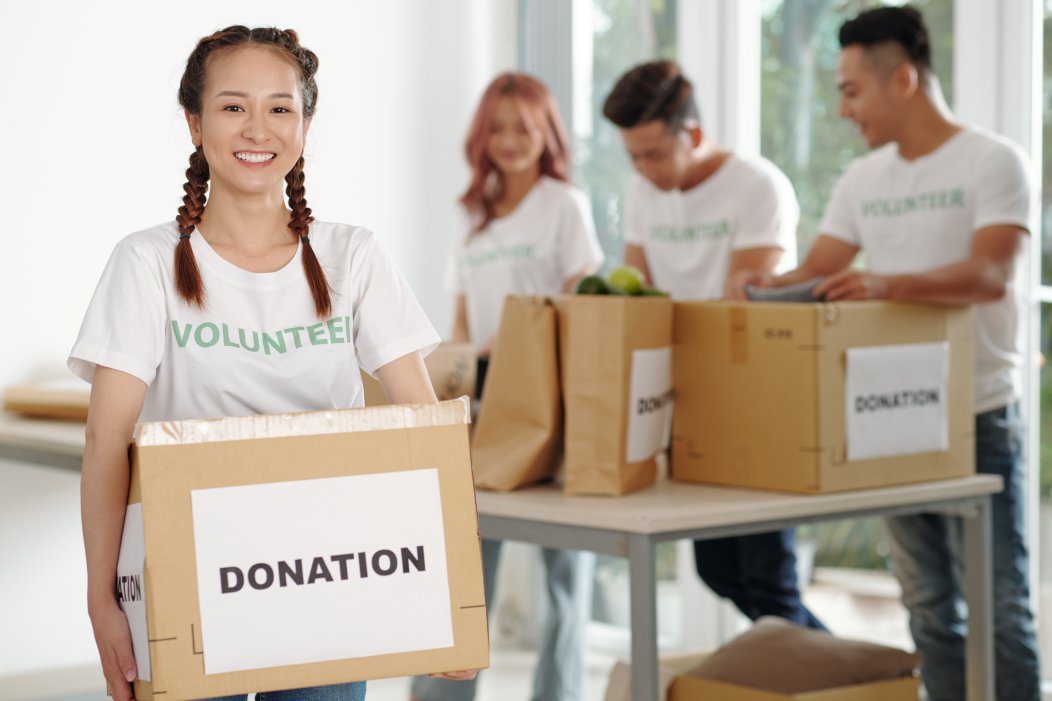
[
  {"x1": 2, "y1": 413, "x2": 998, "y2": 700},
  {"x1": 0, "y1": 412, "x2": 85, "y2": 471},
  {"x1": 476, "y1": 476, "x2": 1000, "y2": 701}
]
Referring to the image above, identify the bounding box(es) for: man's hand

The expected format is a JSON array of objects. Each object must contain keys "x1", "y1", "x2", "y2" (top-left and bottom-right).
[
  {"x1": 725, "y1": 270, "x2": 775, "y2": 301},
  {"x1": 813, "y1": 269, "x2": 890, "y2": 301}
]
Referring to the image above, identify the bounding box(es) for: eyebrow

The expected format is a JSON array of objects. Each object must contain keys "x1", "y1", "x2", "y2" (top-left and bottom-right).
[{"x1": 215, "y1": 90, "x2": 296, "y2": 100}]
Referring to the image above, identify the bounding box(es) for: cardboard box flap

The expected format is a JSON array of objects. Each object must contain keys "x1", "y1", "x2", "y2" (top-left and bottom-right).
[{"x1": 133, "y1": 397, "x2": 471, "y2": 446}]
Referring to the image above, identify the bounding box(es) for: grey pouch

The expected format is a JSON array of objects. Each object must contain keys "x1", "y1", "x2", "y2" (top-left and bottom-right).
[{"x1": 745, "y1": 277, "x2": 825, "y2": 302}]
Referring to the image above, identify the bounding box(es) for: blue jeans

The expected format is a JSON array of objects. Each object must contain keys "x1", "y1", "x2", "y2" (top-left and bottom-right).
[
  {"x1": 198, "y1": 680, "x2": 366, "y2": 701},
  {"x1": 410, "y1": 538, "x2": 596, "y2": 701},
  {"x1": 693, "y1": 529, "x2": 826, "y2": 630},
  {"x1": 885, "y1": 403, "x2": 1040, "y2": 701}
]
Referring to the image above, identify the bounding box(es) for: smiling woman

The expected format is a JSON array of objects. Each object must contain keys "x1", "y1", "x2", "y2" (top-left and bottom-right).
[{"x1": 67, "y1": 24, "x2": 475, "y2": 701}]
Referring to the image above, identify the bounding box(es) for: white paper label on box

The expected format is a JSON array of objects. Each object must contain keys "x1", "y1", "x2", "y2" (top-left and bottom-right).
[
  {"x1": 191, "y1": 469, "x2": 453, "y2": 675},
  {"x1": 626, "y1": 346, "x2": 673, "y2": 464},
  {"x1": 845, "y1": 342, "x2": 950, "y2": 462},
  {"x1": 116, "y1": 503, "x2": 150, "y2": 681}
]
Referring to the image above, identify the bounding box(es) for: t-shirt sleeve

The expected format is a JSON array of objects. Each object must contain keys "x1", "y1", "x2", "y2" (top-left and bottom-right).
[
  {"x1": 622, "y1": 178, "x2": 646, "y2": 246},
  {"x1": 818, "y1": 168, "x2": 860, "y2": 246},
  {"x1": 445, "y1": 206, "x2": 472, "y2": 294},
  {"x1": 558, "y1": 188, "x2": 604, "y2": 280},
  {"x1": 973, "y1": 140, "x2": 1032, "y2": 231},
  {"x1": 732, "y1": 164, "x2": 800, "y2": 253},
  {"x1": 67, "y1": 239, "x2": 168, "y2": 386},
  {"x1": 351, "y1": 232, "x2": 441, "y2": 377}
]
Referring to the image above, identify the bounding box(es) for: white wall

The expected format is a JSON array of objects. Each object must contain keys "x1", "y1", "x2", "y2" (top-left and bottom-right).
[
  {"x1": 0, "y1": 0, "x2": 516, "y2": 679},
  {"x1": 0, "y1": 0, "x2": 517, "y2": 391}
]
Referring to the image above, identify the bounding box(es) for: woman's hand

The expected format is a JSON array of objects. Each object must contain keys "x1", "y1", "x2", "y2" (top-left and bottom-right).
[
  {"x1": 429, "y1": 669, "x2": 479, "y2": 681},
  {"x1": 89, "y1": 601, "x2": 138, "y2": 701}
]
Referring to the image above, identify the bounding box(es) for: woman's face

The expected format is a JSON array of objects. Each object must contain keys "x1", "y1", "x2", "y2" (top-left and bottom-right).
[
  {"x1": 485, "y1": 96, "x2": 546, "y2": 178},
  {"x1": 186, "y1": 46, "x2": 308, "y2": 199}
]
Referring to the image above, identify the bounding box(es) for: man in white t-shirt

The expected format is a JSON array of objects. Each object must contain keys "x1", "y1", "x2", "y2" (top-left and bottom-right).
[
  {"x1": 602, "y1": 60, "x2": 825, "y2": 633},
  {"x1": 733, "y1": 7, "x2": 1039, "y2": 700}
]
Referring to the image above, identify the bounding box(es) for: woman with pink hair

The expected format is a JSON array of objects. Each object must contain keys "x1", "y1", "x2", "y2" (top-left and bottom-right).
[{"x1": 411, "y1": 73, "x2": 603, "y2": 701}]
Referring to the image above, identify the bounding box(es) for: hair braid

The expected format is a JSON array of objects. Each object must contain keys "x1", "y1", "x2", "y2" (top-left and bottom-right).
[
  {"x1": 176, "y1": 26, "x2": 328, "y2": 316},
  {"x1": 175, "y1": 147, "x2": 209, "y2": 308},
  {"x1": 286, "y1": 156, "x2": 331, "y2": 317}
]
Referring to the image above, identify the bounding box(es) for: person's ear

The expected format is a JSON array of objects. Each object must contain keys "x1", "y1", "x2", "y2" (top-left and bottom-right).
[
  {"x1": 683, "y1": 121, "x2": 703, "y2": 148},
  {"x1": 185, "y1": 110, "x2": 202, "y2": 148},
  {"x1": 894, "y1": 62, "x2": 920, "y2": 99}
]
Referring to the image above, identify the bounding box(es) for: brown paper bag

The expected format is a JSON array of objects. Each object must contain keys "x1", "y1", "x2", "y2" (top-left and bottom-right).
[
  {"x1": 471, "y1": 296, "x2": 562, "y2": 491},
  {"x1": 361, "y1": 342, "x2": 477, "y2": 405},
  {"x1": 555, "y1": 295, "x2": 673, "y2": 495}
]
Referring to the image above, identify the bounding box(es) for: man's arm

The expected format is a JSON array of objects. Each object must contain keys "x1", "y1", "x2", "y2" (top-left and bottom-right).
[
  {"x1": 727, "y1": 235, "x2": 859, "y2": 299},
  {"x1": 623, "y1": 244, "x2": 652, "y2": 286},
  {"x1": 722, "y1": 246, "x2": 788, "y2": 299},
  {"x1": 814, "y1": 224, "x2": 1026, "y2": 304}
]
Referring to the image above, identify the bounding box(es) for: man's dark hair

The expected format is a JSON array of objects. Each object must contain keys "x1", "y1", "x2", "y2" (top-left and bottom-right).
[
  {"x1": 839, "y1": 5, "x2": 932, "y2": 72},
  {"x1": 602, "y1": 60, "x2": 700, "y2": 131}
]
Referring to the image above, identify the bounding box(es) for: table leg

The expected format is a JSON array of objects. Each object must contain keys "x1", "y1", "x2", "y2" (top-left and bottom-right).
[
  {"x1": 962, "y1": 495, "x2": 994, "y2": 701},
  {"x1": 628, "y1": 533, "x2": 659, "y2": 701}
]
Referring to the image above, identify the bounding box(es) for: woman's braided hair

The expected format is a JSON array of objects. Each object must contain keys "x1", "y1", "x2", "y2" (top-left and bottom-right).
[{"x1": 175, "y1": 26, "x2": 330, "y2": 317}]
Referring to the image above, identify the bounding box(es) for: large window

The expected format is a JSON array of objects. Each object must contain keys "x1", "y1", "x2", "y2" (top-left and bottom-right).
[
  {"x1": 576, "y1": 0, "x2": 677, "y2": 271},
  {"x1": 759, "y1": 0, "x2": 954, "y2": 593},
  {"x1": 1037, "y1": 1, "x2": 1052, "y2": 682},
  {"x1": 577, "y1": 0, "x2": 681, "y2": 640},
  {"x1": 761, "y1": 0, "x2": 954, "y2": 255}
]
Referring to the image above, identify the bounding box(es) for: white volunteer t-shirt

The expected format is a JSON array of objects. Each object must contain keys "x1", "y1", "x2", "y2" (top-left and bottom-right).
[
  {"x1": 69, "y1": 220, "x2": 440, "y2": 422},
  {"x1": 450, "y1": 176, "x2": 603, "y2": 345},
  {"x1": 819, "y1": 127, "x2": 1031, "y2": 413},
  {"x1": 624, "y1": 154, "x2": 799, "y2": 301}
]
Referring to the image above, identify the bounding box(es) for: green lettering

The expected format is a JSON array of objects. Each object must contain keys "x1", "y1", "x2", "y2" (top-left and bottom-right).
[
  {"x1": 195, "y1": 322, "x2": 219, "y2": 348},
  {"x1": 222, "y1": 323, "x2": 240, "y2": 348},
  {"x1": 238, "y1": 328, "x2": 260, "y2": 352},
  {"x1": 171, "y1": 321, "x2": 192, "y2": 348},
  {"x1": 950, "y1": 189, "x2": 964, "y2": 208},
  {"x1": 307, "y1": 322, "x2": 328, "y2": 345},
  {"x1": 326, "y1": 317, "x2": 345, "y2": 344},
  {"x1": 285, "y1": 326, "x2": 306, "y2": 349},
  {"x1": 262, "y1": 331, "x2": 286, "y2": 356}
]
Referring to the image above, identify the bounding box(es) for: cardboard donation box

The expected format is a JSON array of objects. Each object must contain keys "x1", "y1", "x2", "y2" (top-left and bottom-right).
[
  {"x1": 668, "y1": 675, "x2": 921, "y2": 700},
  {"x1": 666, "y1": 617, "x2": 921, "y2": 701},
  {"x1": 361, "y1": 343, "x2": 477, "y2": 406},
  {"x1": 555, "y1": 295, "x2": 674, "y2": 496},
  {"x1": 118, "y1": 399, "x2": 488, "y2": 701},
  {"x1": 672, "y1": 301, "x2": 974, "y2": 494}
]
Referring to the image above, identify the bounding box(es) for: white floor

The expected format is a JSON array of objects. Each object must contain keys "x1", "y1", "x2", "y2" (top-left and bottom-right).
[{"x1": 2, "y1": 571, "x2": 914, "y2": 701}]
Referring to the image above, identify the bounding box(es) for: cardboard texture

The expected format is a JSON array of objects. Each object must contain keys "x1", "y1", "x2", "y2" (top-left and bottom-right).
[
  {"x1": 472, "y1": 296, "x2": 563, "y2": 491},
  {"x1": 361, "y1": 342, "x2": 477, "y2": 406},
  {"x1": 3, "y1": 380, "x2": 90, "y2": 420},
  {"x1": 556, "y1": 295, "x2": 673, "y2": 496},
  {"x1": 671, "y1": 301, "x2": 974, "y2": 493},
  {"x1": 124, "y1": 399, "x2": 488, "y2": 701},
  {"x1": 668, "y1": 675, "x2": 921, "y2": 701},
  {"x1": 602, "y1": 650, "x2": 713, "y2": 701}
]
